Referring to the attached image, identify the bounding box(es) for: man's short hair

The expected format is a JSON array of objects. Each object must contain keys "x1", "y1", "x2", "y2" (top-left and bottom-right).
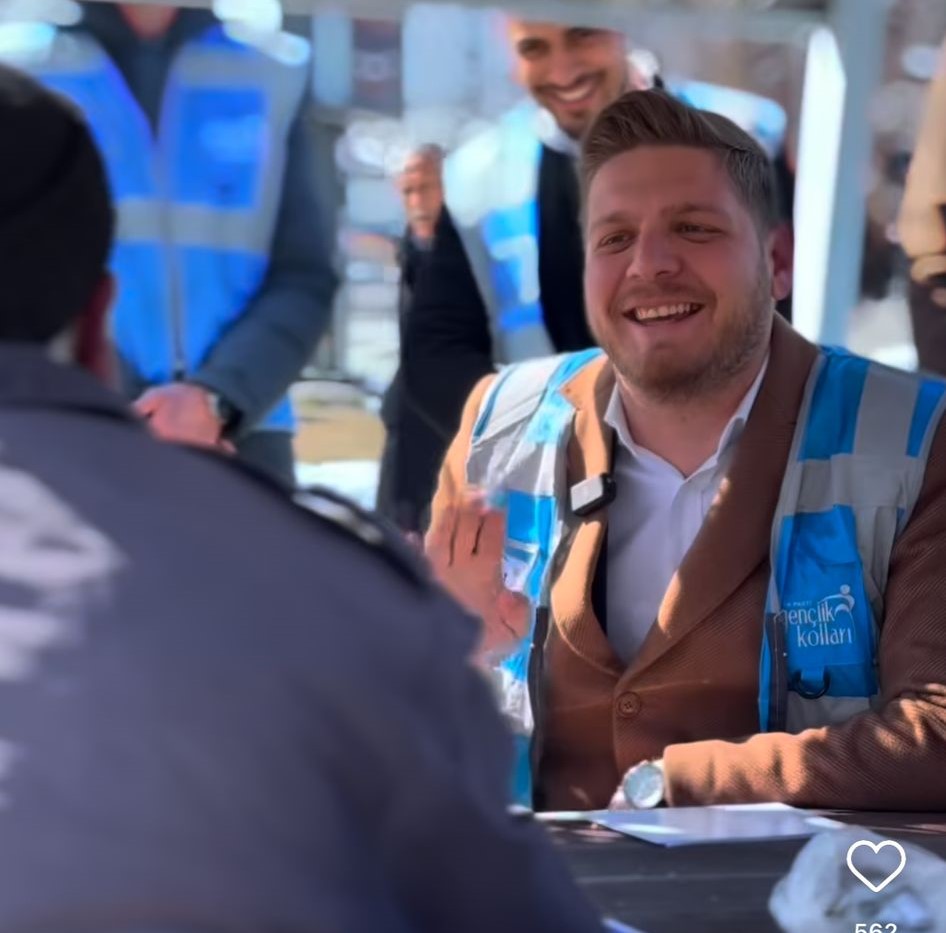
[
  {"x1": 581, "y1": 89, "x2": 779, "y2": 232},
  {"x1": 400, "y1": 144, "x2": 445, "y2": 176},
  {"x1": 0, "y1": 63, "x2": 114, "y2": 343}
]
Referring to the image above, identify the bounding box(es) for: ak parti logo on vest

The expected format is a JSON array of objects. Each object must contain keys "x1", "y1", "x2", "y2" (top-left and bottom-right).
[{"x1": 776, "y1": 586, "x2": 856, "y2": 649}]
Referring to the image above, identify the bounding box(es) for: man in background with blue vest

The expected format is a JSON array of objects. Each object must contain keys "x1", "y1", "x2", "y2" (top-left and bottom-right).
[
  {"x1": 2, "y1": 2, "x2": 337, "y2": 487},
  {"x1": 426, "y1": 90, "x2": 946, "y2": 813},
  {"x1": 400, "y1": 20, "x2": 644, "y2": 530}
]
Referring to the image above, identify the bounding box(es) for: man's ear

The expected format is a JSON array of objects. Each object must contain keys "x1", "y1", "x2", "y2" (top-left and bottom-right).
[
  {"x1": 768, "y1": 221, "x2": 794, "y2": 302},
  {"x1": 74, "y1": 273, "x2": 116, "y2": 385}
]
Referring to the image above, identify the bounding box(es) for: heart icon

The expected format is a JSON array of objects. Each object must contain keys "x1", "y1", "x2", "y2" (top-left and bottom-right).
[{"x1": 846, "y1": 839, "x2": 907, "y2": 893}]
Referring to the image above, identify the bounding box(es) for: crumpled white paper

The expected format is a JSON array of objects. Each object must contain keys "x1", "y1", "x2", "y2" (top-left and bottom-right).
[{"x1": 770, "y1": 829, "x2": 946, "y2": 933}]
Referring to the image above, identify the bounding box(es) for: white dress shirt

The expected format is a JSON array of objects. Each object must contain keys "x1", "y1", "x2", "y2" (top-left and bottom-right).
[{"x1": 603, "y1": 362, "x2": 768, "y2": 664}]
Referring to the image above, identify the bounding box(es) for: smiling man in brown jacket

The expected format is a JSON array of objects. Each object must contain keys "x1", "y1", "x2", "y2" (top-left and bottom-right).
[{"x1": 426, "y1": 90, "x2": 946, "y2": 813}]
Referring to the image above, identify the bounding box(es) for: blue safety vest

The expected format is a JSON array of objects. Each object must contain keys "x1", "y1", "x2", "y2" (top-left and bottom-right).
[
  {"x1": 444, "y1": 103, "x2": 556, "y2": 364},
  {"x1": 466, "y1": 348, "x2": 946, "y2": 806},
  {"x1": 2, "y1": 22, "x2": 310, "y2": 431}
]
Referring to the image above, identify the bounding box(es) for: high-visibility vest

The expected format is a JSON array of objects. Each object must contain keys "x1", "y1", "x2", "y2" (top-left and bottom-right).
[
  {"x1": 443, "y1": 103, "x2": 558, "y2": 366},
  {"x1": 466, "y1": 348, "x2": 946, "y2": 805},
  {"x1": 3, "y1": 22, "x2": 310, "y2": 431}
]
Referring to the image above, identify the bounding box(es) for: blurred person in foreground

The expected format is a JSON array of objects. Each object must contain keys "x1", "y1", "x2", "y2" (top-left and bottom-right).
[
  {"x1": 401, "y1": 20, "x2": 648, "y2": 528},
  {"x1": 0, "y1": 66, "x2": 602, "y2": 933},
  {"x1": 2, "y1": 2, "x2": 338, "y2": 486},
  {"x1": 899, "y1": 38, "x2": 946, "y2": 374},
  {"x1": 427, "y1": 90, "x2": 946, "y2": 813},
  {"x1": 376, "y1": 145, "x2": 445, "y2": 531}
]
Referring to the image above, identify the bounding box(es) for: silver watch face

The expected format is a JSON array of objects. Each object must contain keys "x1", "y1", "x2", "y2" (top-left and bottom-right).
[{"x1": 624, "y1": 762, "x2": 664, "y2": 809}]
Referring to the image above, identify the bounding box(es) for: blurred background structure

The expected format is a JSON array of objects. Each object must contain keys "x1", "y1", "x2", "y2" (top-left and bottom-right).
[{"x1": 2, "y1": 0, "x2": 944, "y2": 505}]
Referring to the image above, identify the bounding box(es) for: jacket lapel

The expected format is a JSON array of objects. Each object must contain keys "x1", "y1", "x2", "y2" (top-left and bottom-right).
[
  {"x1": 546, "y1": 317, "x2": 820, "y2": 679},
  {"x1": 550, "y1": 355, "x2": 624, "y2": 675},
  {"x1": 628, "y1": 317, "x2": 820, "y2": 678}
]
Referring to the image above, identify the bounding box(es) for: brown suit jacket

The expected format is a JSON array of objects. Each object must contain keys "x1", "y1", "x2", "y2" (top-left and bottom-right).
[{"x1": 432, "y1": 317, "x2": 946, "y2": 811}]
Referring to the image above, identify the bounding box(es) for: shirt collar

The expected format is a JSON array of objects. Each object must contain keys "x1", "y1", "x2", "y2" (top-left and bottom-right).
[
  {"x1": 534, "y1": 108, "x2": 582, "y2": 159},
  {"x1": 0, "y1": 344, "x2": 137, "y2": 424},
  {"x1": 604, "y1": 356, "x2": 769, "y2": 473}
]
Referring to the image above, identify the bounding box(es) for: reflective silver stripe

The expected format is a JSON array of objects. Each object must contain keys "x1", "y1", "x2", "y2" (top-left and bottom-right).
[
  {"x1": 445, "y1": 111, "x2": 555, "y2": 365},
  {"x1": 119, "y1": 200, "x2": 268, "y2": 254},
  {"x1": 786, "y1": 693, "x2": 870, "y2": 730},
  {"x1": 789, "y1": 455, "x2": 924, "y2": 514},
  {"x1": 467, "y1": 354, "x2": 570, "y2": 497},
  {"x1": 853, "y1": 363, "x2": 918, "y2": 459}
]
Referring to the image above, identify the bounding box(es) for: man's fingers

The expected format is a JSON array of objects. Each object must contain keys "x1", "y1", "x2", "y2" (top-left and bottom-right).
[
  {"x1": 143, "y1": 410, "x2": 176, "y2": 441},
  {"x1": 478, "y1": 591, "x2": 530, "y2": 656},
  {"x1": 424, "y1": 505, "x2": 457, "y2": 570},
  {"x1": 450, "y1": 491, "x2": 487, "y2": 559},
  {"x1": 608, "y1": 784, "x2": 630, "y2": 810},
  {"x1": 498, "y1": 590, "x2": 530, "y2": 639},
  {"x1": 133, "y1": 395, "x2": 161, "y2": 416},
  {"x1": 476, "y1": 507, "x2": 508, "y2": 565}
]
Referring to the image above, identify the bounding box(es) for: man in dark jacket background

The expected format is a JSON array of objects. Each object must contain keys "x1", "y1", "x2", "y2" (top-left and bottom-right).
[{"x1": 376, "y1": 145, "x2": 445, "y2": 530}]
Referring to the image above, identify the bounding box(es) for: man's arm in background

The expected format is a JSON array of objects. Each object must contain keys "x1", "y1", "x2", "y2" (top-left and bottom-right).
[
  {"x1": 898, "y1": 41, "x2": 946, "y2": 371},
  {"x1": 899, "y1": 39, "x2": 946, "y2": 278},
  {"x1": 193, "y1": 94, "x2": 339, "y2": 431},
  {"x1": 398, "y1": 209, "x2": 494, "y2": 523}
]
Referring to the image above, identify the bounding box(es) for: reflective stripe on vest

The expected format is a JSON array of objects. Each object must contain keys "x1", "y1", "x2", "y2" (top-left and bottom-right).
[
  {"x1": 466, "y1": 347, "x2": 945, "y2": 804},
  {"x1": 467, "y1": 349, "x2": 604, "y2": 805},
  {"x1": 2, "y1": 24, "x2": 309, "y2": 432},
  {"x1": 758, "y1": 349, "x2": 946, "y2": 733},
  {"x1": 444, "y1": 105, "x2": 556, "y2": 365}
]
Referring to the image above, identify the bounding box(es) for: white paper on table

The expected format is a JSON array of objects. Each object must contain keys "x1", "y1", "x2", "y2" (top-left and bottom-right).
[
  {"x1": 533, "y1": 809, "x2": 612, "y2": 823},
  {"x1": 591, "y1": 803, "x2": 843, "y2": 847}
]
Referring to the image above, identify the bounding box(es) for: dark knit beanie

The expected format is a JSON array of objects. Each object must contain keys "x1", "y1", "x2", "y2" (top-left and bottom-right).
[{"x1": 0, "y1": 62, "x2": 114, "y2": 342}]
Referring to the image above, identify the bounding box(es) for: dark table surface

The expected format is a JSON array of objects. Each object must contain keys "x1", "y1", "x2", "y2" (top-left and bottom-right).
[{"x1": 551, "y1": 812, "x2": 946, "y2": 933}]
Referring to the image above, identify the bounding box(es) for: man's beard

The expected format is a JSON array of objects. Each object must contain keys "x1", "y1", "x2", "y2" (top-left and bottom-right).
[{"x1": 594, "y1": 266, "x2": 773, "y2": 405}]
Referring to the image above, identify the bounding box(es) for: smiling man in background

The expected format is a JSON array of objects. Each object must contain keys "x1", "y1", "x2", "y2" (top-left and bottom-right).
[{"x1": 400, "y1": 20, "x2": 646, "y2": 529}]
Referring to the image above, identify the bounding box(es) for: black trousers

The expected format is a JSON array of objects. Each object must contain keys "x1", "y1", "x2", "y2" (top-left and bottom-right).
[
  {"x1": 909, "y1": 276, "x2": 946, "y2": 376},
  {"x1": 236, "y1": 431, "x2": 295, "y2": 490}
]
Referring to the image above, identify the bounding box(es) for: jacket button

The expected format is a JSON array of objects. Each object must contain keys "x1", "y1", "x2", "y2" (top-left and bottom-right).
[{"x1": 616, "y1": 691, "x2": 641, "y2": 718}]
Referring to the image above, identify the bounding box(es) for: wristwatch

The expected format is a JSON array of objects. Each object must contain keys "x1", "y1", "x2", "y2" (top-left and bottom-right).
[
  {"x1": 198, "y1": 387, "x2": 238, "y2": 432},
  {"x1": 622, "y1": 759, "x2": 666, "y2": 809}
]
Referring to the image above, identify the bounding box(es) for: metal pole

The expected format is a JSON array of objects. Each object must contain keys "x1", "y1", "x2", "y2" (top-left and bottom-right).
[{"x1": 794, "y1": 0, "x2": 892, "y2": 346}]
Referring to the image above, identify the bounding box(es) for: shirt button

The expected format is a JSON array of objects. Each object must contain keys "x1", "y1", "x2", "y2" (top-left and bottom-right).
[{"x1": 616, "y1": 691, "x2": 642, "y2": 718}]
